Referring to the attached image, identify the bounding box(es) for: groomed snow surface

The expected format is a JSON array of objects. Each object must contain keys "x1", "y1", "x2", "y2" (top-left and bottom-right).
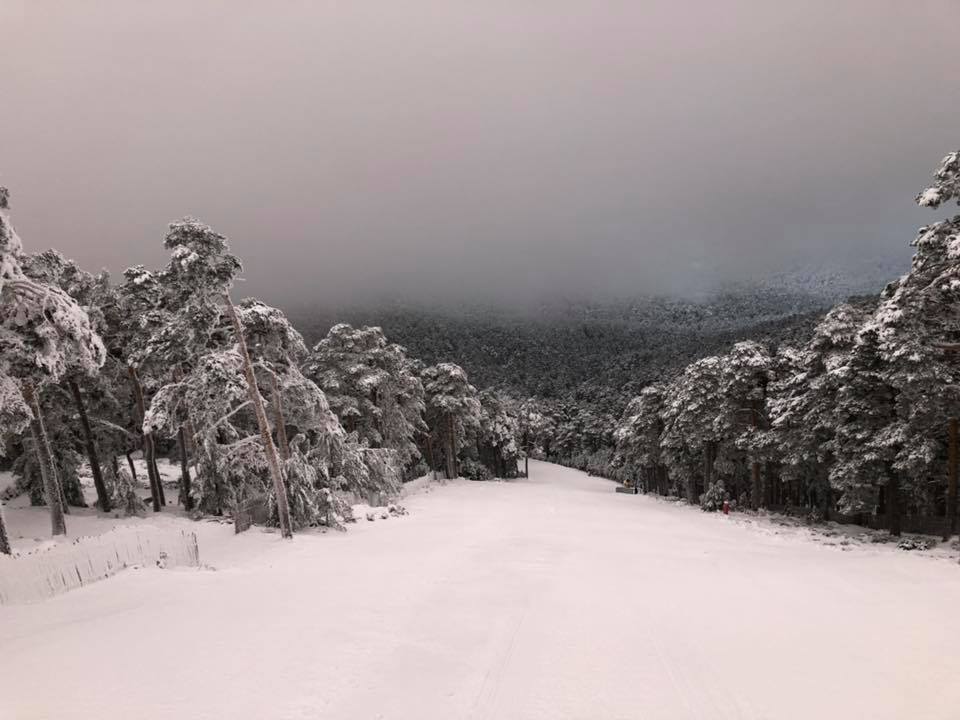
[{"x1": 3, "y1": 461, "x2": 960, "y2": 720}]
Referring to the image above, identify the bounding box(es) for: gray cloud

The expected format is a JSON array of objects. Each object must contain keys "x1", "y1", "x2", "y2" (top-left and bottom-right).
[{"x1": 1, "y1": 1, "x2": 957, "y2": 307}]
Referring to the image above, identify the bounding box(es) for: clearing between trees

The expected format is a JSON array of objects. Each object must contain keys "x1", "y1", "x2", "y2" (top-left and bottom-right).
[{"x1": 1, "y1": 461, "x2": 958, "y2": 720}]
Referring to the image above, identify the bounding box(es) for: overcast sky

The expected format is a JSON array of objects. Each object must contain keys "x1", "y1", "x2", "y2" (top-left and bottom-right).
[{"x1": 1, "y1": 1, "x2": 958, "y2": 307}]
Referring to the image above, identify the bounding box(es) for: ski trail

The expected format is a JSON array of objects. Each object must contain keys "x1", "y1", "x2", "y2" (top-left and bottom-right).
[
  {"x1": 4, "y1": 462, "x2": 960, "y2": 719},
  {"x1": 471, "y1": 603, "x2": 529, "y2": 719}
]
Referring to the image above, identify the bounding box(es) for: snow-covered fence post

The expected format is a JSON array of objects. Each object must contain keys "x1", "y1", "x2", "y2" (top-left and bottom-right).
[{"x1": 223, "y1": 293, "x2": 293, "y2": 539}]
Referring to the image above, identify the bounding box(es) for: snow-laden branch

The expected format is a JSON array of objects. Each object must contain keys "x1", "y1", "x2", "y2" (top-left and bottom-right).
[
  {"x1": 193, "y1": 400, "x2": 252, "y2": 440},
  {"x1": 89, "y1": 416, "x2": 140, "y2": 441}
]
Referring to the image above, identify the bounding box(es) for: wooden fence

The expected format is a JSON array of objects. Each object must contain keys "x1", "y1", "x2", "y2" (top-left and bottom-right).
[{"x1": 0, "y1": 525, "x2": 200, "y2": 605}]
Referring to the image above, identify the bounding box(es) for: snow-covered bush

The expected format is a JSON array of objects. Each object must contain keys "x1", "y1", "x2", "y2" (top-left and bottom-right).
[
  {"x1": 461, "y1": 458, "x2": 492, "y2": 482},
  {"x1": 110, "y1": 466, "x2": 146, "y2": 517},
  {"x1": 700, "y1": 481, "x2": 727, "y2": 512}
]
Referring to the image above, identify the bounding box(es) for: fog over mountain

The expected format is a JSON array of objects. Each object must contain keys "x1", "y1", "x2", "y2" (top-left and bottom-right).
[{"x1": 1, "y1": 1, "x2": 957, "y2": 307}]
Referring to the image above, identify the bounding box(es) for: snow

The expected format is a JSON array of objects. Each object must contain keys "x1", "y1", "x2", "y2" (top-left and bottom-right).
[
  {"x1": 2, "y1": 461, "x2": 960, "y2": 719},
  {"x1": 917, "y1": 187, "x2": 941, "y2": 207}
]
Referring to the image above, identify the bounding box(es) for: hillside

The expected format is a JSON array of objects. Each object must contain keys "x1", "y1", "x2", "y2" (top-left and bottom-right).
[{"x1": 289, "y1": 287, "x2": 859, "y2": 413}]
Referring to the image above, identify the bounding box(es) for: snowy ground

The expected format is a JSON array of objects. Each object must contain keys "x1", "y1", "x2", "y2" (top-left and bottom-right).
[{"x1": 3, "y1": 461, "x2": 960, "y2": 719}]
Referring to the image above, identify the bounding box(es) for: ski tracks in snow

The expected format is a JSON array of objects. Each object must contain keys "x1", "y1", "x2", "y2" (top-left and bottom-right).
[{"x1": 469, "y1": 602, "x2": 529, "y2": 719}]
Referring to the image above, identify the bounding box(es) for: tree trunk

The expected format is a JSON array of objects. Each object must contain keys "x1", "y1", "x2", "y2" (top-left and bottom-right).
[
  {"x1": 887, "y1": 473, "x2": 902, "y2": 537},
  {"x1": 444, "y1": 414, "x2": 457, "y2": 480},
  {"x1": 22, "y1": 383, "x2": 66, "y2": 536},
  {"x1": 946, "y1": 417, "x2": 958, "y2": 540},
  {"x1": 174, "y1": 369, "x2": 201, "y2": 483},
  {"x1": 68, "y1": 379, "x2": 111, "y2": 512},
  {"x1": 426, "y1": 434, "x2": 438, "y2": 480},
  {"x1": 185, "y1": 418, "x2": 200, "y2": 478},
  {"x1": 128, "y1": 366, "x2": 162, "y2": 512},
  {"x1": 177, "y1": 426, "x2": 194, "y2": 511},
  {"x1": 270, "y1": 374, "x2": 290, "y2": 462},
  {"x1": 144, "y1": 440, "x2": 162, "y2": 512},
  {"x1": 525, "y1": 455, "x2": 529, "y2": 479},
  {"x1": 703, "y1": 441, "x2": 715, "y2": 493},
  {"x1": 0, "y1": 502, "x2": 11, "y2": 555},
  {"x1": 817, "y1": 465, "x2": 832, "y2": 521},
  {"x1": 125, "y1": 452, "x2": 137, "y2": 481},
  {"x1": 151, "y1": 451, "x2": 166, "y2": 506},
  {"x1": 224, "y1": 293, "x2": 292, "y2": 539},
  {"x1": 749, "y1": 404, "x2": 763, "y2": 510},
  {"x1": 751, "y1": 461, "x2": 762, "y2": 510},
  {"x1": 768, "y1": 466, "x2": 776, "y2": 507}
]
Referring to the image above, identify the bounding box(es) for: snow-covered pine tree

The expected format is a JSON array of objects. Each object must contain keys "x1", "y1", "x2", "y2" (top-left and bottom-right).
[
  {"x1": 0, "y1": 374, "x2": 32, "y2": 552},
  {"x1": 304, "y1": 323, "x2": 427, "y2": 474},
  {"x1": 107, "y1": 264, "x2": 169, "y2": 510},
  {"x1": 766, "y1": 301, "x2": 875, "y2": 516},
  {"x1": 223, "y1": 293, "x2": 294, "y2": 537},
  {"x1": 0, "y1": 188, "x2": 106, "y2": 535},
  {"x1": 21, "y1": 250, "x2": 113, "y2": 511},
  {"x1": 422, "y1": 363, "x2": 481, "y2": 479},
  {"x1": 719, "y1": 341, "x2": 773, "y2": 510},
  {"x1": 828, "y1": 328, "x2": 902, "y2": 532},
  {"x1": 143, "y1": 218, "x2": 245, "y2": 510},
  {"x1": 614, "y1": 383, "x2": 667, "y2": 493},
  {"x1": 230, "y1": 299, "x2": 352, "y2": 523},
  {"x1": 145, "y1": 293, "x2": 352, "y2": 531},
  {"x1": 660, "y1": 356, "x2": 725, "y2": 503},
  {"x1": 473, "y1": 390, "x2": 521, "y2": 479},
  {"x1": 867, "y1": 150, "x2": 960, "y2": 536},
  {"x1": 517, "y1": 399, "x2": 554, "y2": 478}
]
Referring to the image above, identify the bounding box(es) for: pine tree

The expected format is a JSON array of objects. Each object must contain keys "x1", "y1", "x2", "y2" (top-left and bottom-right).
[
  {"x1": 719, "y1": 341, "x2": 773, "y2": 510},
  {"x1": 867, "y1": 150, "x2": 960, "y2": 534},
  {"x1": 305, "y1": 323, "x2": 426, "y2": 473},
  {"x1": 614, "y1": 384, "x2": 667, "y2": 493},
  {"x1": 829, "y1": 328, "x2": 901, "y2": 531},
  {"x1": 144, "y1": 218, "x2": 245, "y2": 510},
  {"x1": 223, "y1": 294, "x2": 293, "y2": 538},
  {"x1": 0, "y1": 375, "x2": 31, "y2": 553},
  {"x1": 0, "y1": 188, "x2": 105, "y2": 536},
  {"x1": 517, "y1": 399, "x2": 554, "y2": 478},
  {"x1": 422, "y1": 363, "x2": 481, "y2": 479},
  {"x1": 474, "y1": 390, "x2": 521, "y2": 479},
  {"x1": 660, "y1": 356, "x2": 725, "y2": 503},
  {"x1": 766, "y1": 301, "x2": 877, "y2": 516},
  {"x1": 21, "y1": 250, "x2": 113, "y2": 511}
]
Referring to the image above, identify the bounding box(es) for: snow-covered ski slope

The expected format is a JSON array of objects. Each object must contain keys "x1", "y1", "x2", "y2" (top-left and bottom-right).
[{"x1": 2, "y1": 461, "x2": 959, "y2": 720}]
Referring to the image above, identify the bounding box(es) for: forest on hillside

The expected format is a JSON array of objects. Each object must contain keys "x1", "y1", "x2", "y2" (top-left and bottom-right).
[{"x1": 293, "y1": 295, "x2": 831, "y2": 413}]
